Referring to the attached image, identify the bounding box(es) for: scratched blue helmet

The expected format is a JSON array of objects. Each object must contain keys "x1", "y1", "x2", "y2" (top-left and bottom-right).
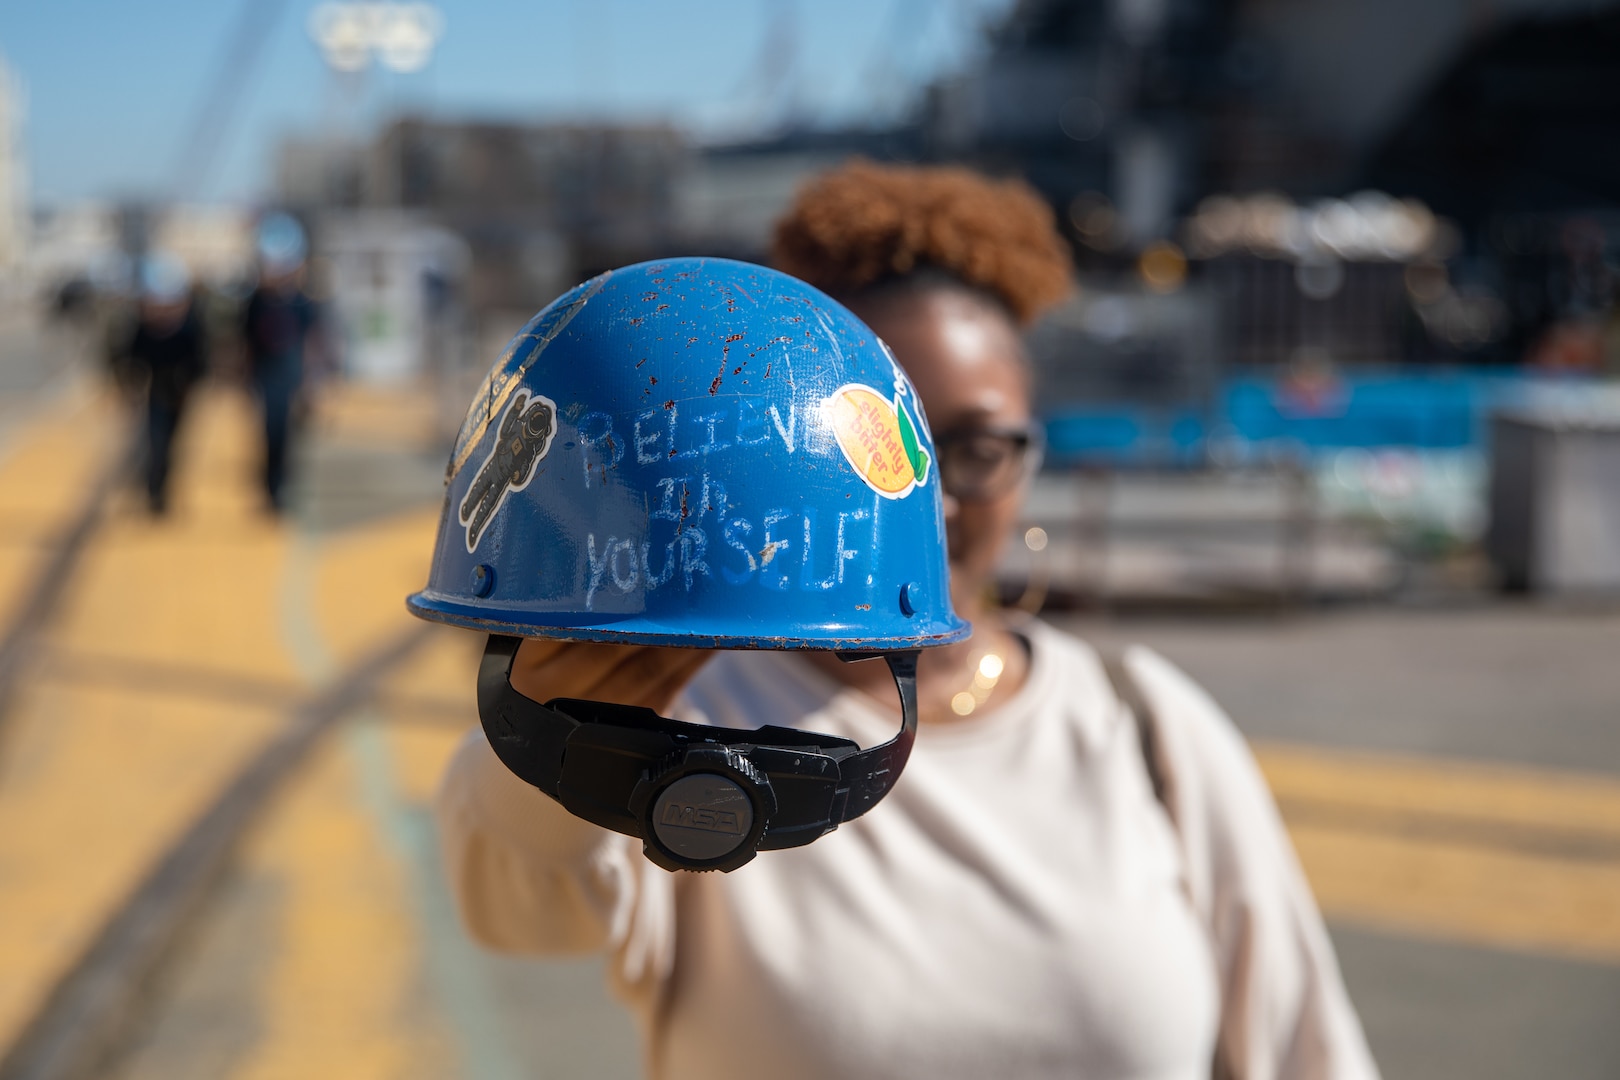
[
  {"x1": 408, "y1": 257, "x2": 966, "y2": 652},
  {"x1": 409, "y1": 258, "x2": 967, "y2": 872}
]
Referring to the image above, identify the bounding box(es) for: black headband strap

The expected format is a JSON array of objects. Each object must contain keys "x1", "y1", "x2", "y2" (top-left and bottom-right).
[{"x1": 475, "y1": 635, "x2": 921, "y2": 872}]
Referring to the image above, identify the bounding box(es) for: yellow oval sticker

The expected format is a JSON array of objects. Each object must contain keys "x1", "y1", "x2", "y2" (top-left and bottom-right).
[{"x1": 824, "y1": 384, "x2": 931, "y2": 499}]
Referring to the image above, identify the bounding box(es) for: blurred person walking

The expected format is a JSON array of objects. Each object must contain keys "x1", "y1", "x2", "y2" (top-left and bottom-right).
[
  {"x1": 242, "y1": 213, "x2": 320, "y2": 514},
  {"x1": 112, "y1": 254, "x2": 205, "y2": 516},
  {"x1": 436, "y1": 163, "x2": 1380, "y2": 1080}
]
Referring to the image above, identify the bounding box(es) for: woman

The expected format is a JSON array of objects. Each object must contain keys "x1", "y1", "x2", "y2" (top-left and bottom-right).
[{"x1": 437, "y1": 161, "x2": 1379, "y2": 1080}]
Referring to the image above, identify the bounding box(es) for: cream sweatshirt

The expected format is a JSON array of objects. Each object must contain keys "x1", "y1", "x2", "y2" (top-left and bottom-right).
[{"x1": 436, "y1": 621, "x2": 1380, "y2": 1080}]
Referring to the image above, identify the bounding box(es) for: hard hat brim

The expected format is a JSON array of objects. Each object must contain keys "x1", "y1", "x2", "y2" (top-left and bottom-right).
[{"x1": 406, "y1": 590, "x2": 971, "y2": 653}]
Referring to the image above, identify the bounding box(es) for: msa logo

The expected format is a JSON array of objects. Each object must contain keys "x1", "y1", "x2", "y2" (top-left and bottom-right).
[
  {"x1": 650, "y1": 772, "x2": 754, "y2": 862},
  {"x1": 660, "y1": 802, "x2": 742, "y2": 834}
]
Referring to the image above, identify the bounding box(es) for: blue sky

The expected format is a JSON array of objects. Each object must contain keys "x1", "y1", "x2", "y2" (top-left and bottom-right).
[{"x1": 0, "y1": 0, "x2": 1011, "y2": 207}]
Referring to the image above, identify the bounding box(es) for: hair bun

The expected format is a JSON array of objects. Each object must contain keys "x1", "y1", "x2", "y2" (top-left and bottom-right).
[{"x1": 771, "y1": 159, "x2": 1073, "y2": 325}]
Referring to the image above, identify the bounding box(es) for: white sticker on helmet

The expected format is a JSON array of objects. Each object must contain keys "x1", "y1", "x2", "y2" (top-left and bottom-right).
[{"x1": 458, "y1": 389, "x2": 558, "y2": 552}]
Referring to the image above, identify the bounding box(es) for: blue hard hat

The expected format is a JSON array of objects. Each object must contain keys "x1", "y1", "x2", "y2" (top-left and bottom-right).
[
  {"x1": 255, "y1": 212, "x2": 308, "y2": 271},
  {"x1": 138, "y1": 252, "x2": 190, "y2": 304},
  {"x1": 408, "y1": 257, "x2": 967, "y2": 652}
]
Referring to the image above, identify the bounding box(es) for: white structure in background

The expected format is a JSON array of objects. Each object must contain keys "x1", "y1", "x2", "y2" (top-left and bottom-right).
[
  {"x1": 0, "y1": 52, "x2": 29, "y2": 275},
  {"x1": 1489, "y1": 388, "x2": 1620, "y2": 595},
  {"x1": 308, "y1": 3, "x2": 444, "y2": 73},
  {"x1": 319, "y1": 211, "x2": 467, "y2": 383}
]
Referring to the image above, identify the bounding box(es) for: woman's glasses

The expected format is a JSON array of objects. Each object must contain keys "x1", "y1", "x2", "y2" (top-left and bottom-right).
[{"x1": 934, "y1": 425, "x2": 1044, "y2": 502}]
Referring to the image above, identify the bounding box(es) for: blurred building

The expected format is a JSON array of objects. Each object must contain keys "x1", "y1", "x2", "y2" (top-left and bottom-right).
[
  {"x1": 280, "y1": 119, "x2": 685, "y2": 308},
  {"x1": 920, "y1": 0, "x2": 1619, "y2": 243},
  {"x1": 278, "y1": 119, "x2": 675, "y2": 362},
  {"x1": 268, "y1": 0, "x2": 1620, "y2": 398},
  {"x1": 276, "y1": 118, "x2": 692, "y2": 386},
  {"x1": 1366, "y1": 6, "x2": 1620, "y2": 371},
  {"x1": 672, "y1": 137, "x2": 877, "y2": 260},
  {"x1": 277, "y1": 135, "x2": 368, "y2": 211},
  {"x1": 373, "y1": 119, "x2": 683, "y2": 289}
]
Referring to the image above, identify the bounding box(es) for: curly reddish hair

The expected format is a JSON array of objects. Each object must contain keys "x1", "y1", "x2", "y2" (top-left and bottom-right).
[{"x1": 771, "y1": 159, "x2": 1073, "y2": 325}]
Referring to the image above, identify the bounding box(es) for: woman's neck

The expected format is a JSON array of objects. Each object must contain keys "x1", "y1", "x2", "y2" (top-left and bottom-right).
[{"x1": 803, "y1": 601, "x2": 1030, "y2": 726}]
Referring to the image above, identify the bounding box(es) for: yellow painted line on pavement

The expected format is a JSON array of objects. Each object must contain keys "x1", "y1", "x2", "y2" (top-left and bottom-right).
[
  {"x1": 0, "y1": 377, "x2": 470, "y2": 1071},
  {"x1": 0, "y1": 683, "x2": 283, "y2": 1047},
  {"x1": 1258, "y1": 742, "x2": 1620, "y2": 843},
  {"x1": 0, "y1": 379, "x2": 120, "y2": 629},
  {"x1": 0, "y1": 387, "x2": 299, "y2": 1050},
  {"x1": 370, "y1": 628, "x2": 483, "y2": 802},
  {"x1": 310, "y1": 505, "x2": 441, "y2": 668},
  {"x1": 223, "y1": 726, "x2": 456, "y2": 1080},
  {"x1": 47, "y1": 391, "x2": 304, "y2": 685},
  {"x1": 200, "y1": 492, "x2": 506, "y2": 1078},
  {"x1": 376, "y1": 625, "x2": 483, "y2": 727},
  {"x1": 1256, "y1": 743, "x2": 1620, "y2": 963},
  {"x1": 1285, "y1": 820, "x2": 1620, "y2": 962},
  {"x1": 0, "y1": 377, "x2": 114, "y2": 524},
  {"x1": 387, "y1": 718, "x2": 470, "y2": 805},
  {"x1": 311, "y1": 385, "x2": 443, "y2": 450}
]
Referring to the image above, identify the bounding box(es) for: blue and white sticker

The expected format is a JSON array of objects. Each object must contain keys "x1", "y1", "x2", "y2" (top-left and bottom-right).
[{"x1": 459, "y1": 389, "x2": 557, "y2": 552}]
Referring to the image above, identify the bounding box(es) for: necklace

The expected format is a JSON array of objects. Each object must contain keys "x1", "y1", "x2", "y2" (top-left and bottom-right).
[{"x1": 949, "y1": 649, "x2": 1005, "y2": 716}]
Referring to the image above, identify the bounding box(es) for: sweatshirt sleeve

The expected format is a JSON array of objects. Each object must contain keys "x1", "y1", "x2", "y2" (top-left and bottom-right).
[
  {"x1": 1125, "y1": 648, "x2": 1381, "y2": 1080},
  {"x1": 434, "y1": 729, "x2": 678, "y2": 998}
]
